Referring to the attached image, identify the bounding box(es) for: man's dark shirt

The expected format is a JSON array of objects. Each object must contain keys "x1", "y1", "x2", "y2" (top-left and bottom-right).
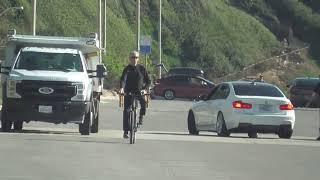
[{"x1": 120, "y1": 64, "x2": 151, "y2": 93}]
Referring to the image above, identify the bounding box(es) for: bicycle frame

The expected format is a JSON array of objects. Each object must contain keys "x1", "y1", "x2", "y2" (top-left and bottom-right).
[
  {"x1": 129, "y1": 94, "x2": 139, "y2": 144},
  {"x1": 119, "y1": 91, "x2": 150, "y2": 144}
]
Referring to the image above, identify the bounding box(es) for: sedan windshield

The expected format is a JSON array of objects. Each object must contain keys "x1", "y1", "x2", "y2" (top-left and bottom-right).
[
  {"x1": 233, "y1": 83, "x2": 284, "y2": 97},
  {"x1": 14, "y1": 51, "x2": 84, "y2": 72}
]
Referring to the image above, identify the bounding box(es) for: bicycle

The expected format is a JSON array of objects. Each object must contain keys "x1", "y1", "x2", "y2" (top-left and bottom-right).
[{"x1": 120, "y1": 91, "x2": 150, "y2": 144}]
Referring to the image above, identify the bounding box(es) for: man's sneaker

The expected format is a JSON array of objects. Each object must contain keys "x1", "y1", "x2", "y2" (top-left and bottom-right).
[
  {"x1": 138, "y1": 116, "x2": 143, "y2": 125},
  {"x1": 317, "y1": 136, "x2": 320, "y2": 141},
  {"x1": 123, "y1": 132, "x2": 129, "y2": 139}
]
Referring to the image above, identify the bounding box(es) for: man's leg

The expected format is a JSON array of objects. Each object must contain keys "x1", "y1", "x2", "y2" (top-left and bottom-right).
[
  {"x1": 123, "y1": 95, "x2": 132, "y2": 138},
  {"x1": 138, "y1": 95, "x2": 146, "y2": 125}
]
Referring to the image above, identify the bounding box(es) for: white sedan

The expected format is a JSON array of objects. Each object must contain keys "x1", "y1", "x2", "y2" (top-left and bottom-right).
[{"x1": 187, "y1": 81, "x2": 295, "y2": 138}]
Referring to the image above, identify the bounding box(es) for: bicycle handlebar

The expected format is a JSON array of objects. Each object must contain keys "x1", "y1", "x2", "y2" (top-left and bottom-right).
[
  {"x1": 119, "y1": 90, "x2": 151, "y2": 108},
  {"x1": 119, "y1": 91, "x2": 150, "y2": 96}
]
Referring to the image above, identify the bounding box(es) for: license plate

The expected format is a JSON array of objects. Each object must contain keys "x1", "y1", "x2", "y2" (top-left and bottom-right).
[
  {"x1": 259, "y1": 104, "x2": 272, "y2": 112},
  {"x1": 39, "y1": 105, "x2": 52, "y2": 113}
]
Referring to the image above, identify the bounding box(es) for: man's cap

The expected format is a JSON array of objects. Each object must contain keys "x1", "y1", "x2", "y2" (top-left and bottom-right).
[{"x1": 130, "y1": 51, "x2": 139, "y2": 58}]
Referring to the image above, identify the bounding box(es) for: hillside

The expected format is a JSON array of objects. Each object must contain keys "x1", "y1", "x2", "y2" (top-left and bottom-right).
[{"x1": 0, "y1": 0, "x2": 319, "y2": 88}]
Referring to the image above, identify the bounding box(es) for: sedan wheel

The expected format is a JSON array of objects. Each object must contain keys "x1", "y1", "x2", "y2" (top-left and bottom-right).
[
  {"x1": 278, "y1": 127, "x2": 293, "y2": 139},
  {"x1": 187, "y1": 111, "x2": 199, "y2": 135},
  {"x1": 164, "y1": 90, "x2": 175, "y2": 100},
  {"x1": 216, "y1": 112, "x2": 230, "y2": 137}
]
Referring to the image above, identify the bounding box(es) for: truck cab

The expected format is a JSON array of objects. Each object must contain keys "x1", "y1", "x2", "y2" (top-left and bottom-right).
[{"x1": 1, "y1": 30, "x2": 106, "y2": 135}]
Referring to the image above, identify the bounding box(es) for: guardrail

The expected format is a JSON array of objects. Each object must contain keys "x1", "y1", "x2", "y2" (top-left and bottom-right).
[
  {"x1": 295, "y1": 108, "x2": 319, "y2": 112},
  {"x1": 214, "y1": 46, "x2": 310, "y2": 82}
]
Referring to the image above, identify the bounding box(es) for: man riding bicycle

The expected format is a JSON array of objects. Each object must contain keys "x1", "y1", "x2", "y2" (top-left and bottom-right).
[{"x1": 119, "y1": 51, "x2": 151, "y2": 139}]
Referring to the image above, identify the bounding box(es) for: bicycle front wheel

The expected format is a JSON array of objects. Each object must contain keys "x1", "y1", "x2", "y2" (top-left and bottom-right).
[{"x1": 129, "y1": 111, "x2": 136, "y2": 144}]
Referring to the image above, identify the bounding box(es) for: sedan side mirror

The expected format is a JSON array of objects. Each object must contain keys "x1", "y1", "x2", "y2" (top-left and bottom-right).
[
  {"x1": 0, "y1": 62, "x2": 10, "y2": 75},
  {"x1": 196, "y1": 94, "x2": 207, "y2": 101},
  {"x1": 202, "y1": 81, "x2": 208, "y2": 87}
]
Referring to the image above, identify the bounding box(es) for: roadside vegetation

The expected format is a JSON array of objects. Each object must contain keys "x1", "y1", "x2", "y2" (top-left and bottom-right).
[{"x1": 0, "y1": 0, "x2": 319, "y2": 89}]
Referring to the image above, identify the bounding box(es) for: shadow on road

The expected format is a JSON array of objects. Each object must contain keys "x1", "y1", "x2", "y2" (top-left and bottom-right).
[
  {"x1": 0, "y1": 129, "x2": 76, "y2": 136},
  {"x1": 22, "y1": 129, "x2": 76, "y2": 135},
  {"x1": 23, "y1": 138, "x2": 122, "y2": 144},
  {"x1": 142, "y1": 131, "x2": 284, "y2": 140},
  {"x1": 0, "y1": 130, "x2": 124, "y2": 144},
  {"x1": 143, "y1": 131, "x2": 319, "y2": 141}
]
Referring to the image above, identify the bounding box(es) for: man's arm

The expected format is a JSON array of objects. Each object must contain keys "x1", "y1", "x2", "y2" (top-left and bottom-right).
[
  {"x1": 143, "y1": 67, "x2": 151, "y2": 90},
  {"x1": 119, "y1": 66, "x2": 127, "y2": 91}
]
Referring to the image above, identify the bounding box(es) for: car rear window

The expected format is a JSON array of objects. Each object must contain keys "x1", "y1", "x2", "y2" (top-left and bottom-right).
[
  {"x1": 165, "y1": 76, "x2": 189, "y2": 85},
  {"x1": 294, "y1": 79, "x2": 320, "y2": 87},
  {"x1": 168, "y1": 68, "x2": 203, "y2": 76},
  {"x1": 233, "y1": 83, "x2": 284, "y2": 97}
]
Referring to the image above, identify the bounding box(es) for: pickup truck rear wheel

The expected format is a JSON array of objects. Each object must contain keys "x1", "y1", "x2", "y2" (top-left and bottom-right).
[
  {"x1": 79, "y1": 103, "x2": 92, "y2": 135},
  {"x1": 1, "y1": 108, "x2": 12, "y2": 132},
  {"x1": 248, "y1": 131, "x2": 258, "y2": 138},
  {"x1": 13, "y1": 121, "x2": 23, "y2": 131},
  {"x1": 91, "y1": 99, "x2": 99, "y2": 133}
]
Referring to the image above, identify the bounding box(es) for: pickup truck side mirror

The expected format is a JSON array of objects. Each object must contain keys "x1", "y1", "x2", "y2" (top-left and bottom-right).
[
  {"x1": 96, "y1": 64, "x2": 107, "y2": 78},
  {"x1": 0, "y1": 62, "x2": 10, "y2": 75}
]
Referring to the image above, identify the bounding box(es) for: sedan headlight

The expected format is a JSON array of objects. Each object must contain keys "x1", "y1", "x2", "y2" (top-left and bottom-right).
[
  {"x1": 7, "y1": 80, "x2": 21, "y2": 98},
  {"x1": 71, "y1": 83, "x2": 86, "y2": 101}
]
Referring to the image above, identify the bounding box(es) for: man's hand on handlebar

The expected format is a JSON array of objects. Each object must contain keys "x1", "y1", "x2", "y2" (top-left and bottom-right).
[{"x1": 119, "y1": 88, "x2": 124, "y2": 94}]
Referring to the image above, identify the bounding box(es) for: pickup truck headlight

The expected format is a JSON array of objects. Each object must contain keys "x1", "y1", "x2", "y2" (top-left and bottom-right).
[
  {"x1": 71, "y1": 83, "x2": 86, "y2": 101},
  {"x1": 7, "y1": 80, "x2": 21, "y2": 98}
]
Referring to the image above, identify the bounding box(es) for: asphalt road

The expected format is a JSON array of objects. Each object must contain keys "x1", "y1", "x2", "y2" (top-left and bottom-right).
[{"x1": 0, "y1": 98, "x2": 319, "y2": 180}]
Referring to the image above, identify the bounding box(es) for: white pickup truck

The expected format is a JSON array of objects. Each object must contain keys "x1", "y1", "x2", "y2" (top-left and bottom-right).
[{"x1": 0, "y1": 29, "x2": 106, "y2": 135}]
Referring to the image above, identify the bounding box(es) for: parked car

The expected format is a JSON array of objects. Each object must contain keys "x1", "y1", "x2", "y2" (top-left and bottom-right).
[
  {"x1": 167, "y1": 67, "x2": 205, "y2": 77},
  {"x1": 152, "y1": 74, "x2": 214, "y2": 100},
  {"x1": 288, "y1": 77, "x2": 320, "y2": 107},
  {"x1": 187, "y1": 81, "x2": 295, "y2": 138}
]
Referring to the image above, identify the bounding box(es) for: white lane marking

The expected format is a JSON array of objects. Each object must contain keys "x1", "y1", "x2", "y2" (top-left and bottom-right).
[{"x1": 1, "y1": 127, "x2": 319, "y2": 147}]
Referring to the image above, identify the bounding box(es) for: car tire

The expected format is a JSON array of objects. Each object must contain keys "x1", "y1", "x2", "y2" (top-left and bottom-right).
[
  {"x1": 248, "y1": 131, "x2": 258, "y2": 138},
  {"x1": 91, "y1": 99, "x2": 99, "y2": 133},
  {"x1": 187, "y1": 111, "x2": 199, "y2": 135},
  {"x1": 79, "y1": 103, "x2": 92, "y2": 135},
  {"x1": 278, "y1": 127, "x2": 293, "y2": 139},
  {"x1": 1, "y1": 107, "x2": 12, "y2": 132},
  {"x1": 164, "y1": 89, "x2": 175, "y2": 100},
  {"x1": 216, "y1": 112, "x2": 230, "y2": 137},
  {"x1": 13, "y1": 121, "x2": 23, "y2": 131}
]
